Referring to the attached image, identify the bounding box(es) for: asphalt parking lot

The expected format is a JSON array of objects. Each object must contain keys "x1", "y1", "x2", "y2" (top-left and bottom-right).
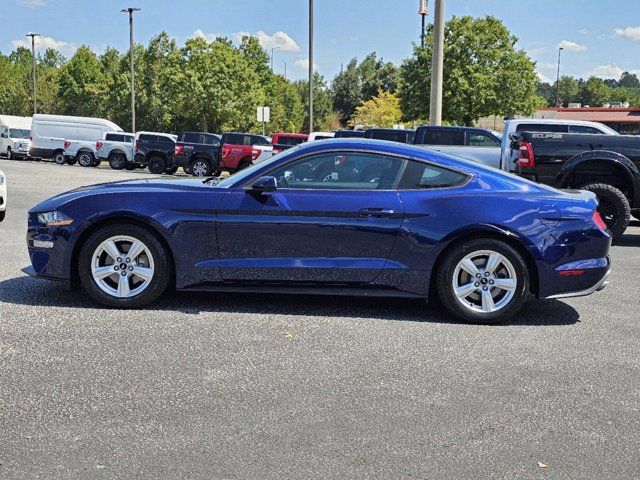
[{"x1": 0, "y1": 158, "x2": 639, "y2": 479}]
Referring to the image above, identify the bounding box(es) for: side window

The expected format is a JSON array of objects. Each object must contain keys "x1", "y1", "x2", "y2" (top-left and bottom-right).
[
  {"x1": 467, "y1": 132, "x2": 499, "y2": 147},
  {"x1": 397, "y1": 160, "x2": 468, "y2": 189},
  {"x1": 267, "y1": 152, "x2": 404, "y2": 190},
  {"x1": 568, "y1": 125, "x2": 603, "y2": 134},
  {"x1": 139, "y1": 134, "x2": 154, "y2": 141},
  {"x1": 421, "y1": 129, "x2": 464, "y2": 145},
  {"x1": 251, "y1": 135, "x2": 269, "y2": 146},
  {"x1": 515, "y1": 124, "x2": 568, "y2": 133},
  {"x1": 225, "y1": 134, "x2": 241, "y2": 145},
  {"x1": 204, "y1": 135, "x2": 219, "y2": 146},
  {"x1": 183, "y1": 132, "x2": 201, "y2": 143}
]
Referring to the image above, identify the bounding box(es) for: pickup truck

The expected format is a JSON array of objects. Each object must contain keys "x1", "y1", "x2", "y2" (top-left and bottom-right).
[
  {"x1": 512, "y1": 131, "x2": 640, "y2": 240},
  {"x1": 272, "y1": 133, "x2": 308, "y2": 154},
  {"x1": 413, "y1": 125, "x2": 501, "y2": 168},
  {"x1": 500, "y1": 119, "x2": 618, "y2": 173},
  {"x1": 173, "y1": 131, "x2": 221, "y2": 177},
  {"x1": 134, "y1": 132, "x2": 178, "y2": 174},
  {"x1": 365, "y1": 128, "x2": 415, "y2": 144},
  {"x1": 96, "y1": 132, "x2": 136, "y2": 170},
  {"x1": 63, "y1": 139, "x2": 99, "y2": 167},
  {"x1": 220, "y1": 132, "x2": 271, "y2": 172}
]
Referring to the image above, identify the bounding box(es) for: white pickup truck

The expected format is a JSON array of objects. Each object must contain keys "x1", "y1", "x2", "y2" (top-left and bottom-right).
[
  {"x1": 63, "y1": 139, "x2": 99, "y2": 167},
  {"x1": 96, "y1": 132, "x2": 136, "y2": 170}
]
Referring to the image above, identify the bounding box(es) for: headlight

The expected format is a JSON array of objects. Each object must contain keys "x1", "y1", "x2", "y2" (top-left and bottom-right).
[
  {"x1": 37, "y1": 211, "x2": 73, "y2": 226},
  {"x1": 0, "y1": 175, "x2": 4, "y2": 185}
]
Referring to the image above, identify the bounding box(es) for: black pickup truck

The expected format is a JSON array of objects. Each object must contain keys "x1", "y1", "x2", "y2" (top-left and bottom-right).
[
  {"x1": 172, "y1": 131, "x2": 222, "y2": 177},
  {"x1": 513, "y1": 131, "x2": 640, "y2": 239}
]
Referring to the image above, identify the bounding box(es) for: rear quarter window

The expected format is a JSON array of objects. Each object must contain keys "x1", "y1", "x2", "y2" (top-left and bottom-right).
[{"x1": 397, "y1": 160, "x2": 468, "y2": 189}]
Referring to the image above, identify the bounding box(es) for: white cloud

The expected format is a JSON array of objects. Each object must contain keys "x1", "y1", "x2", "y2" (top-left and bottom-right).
[
  {"x1": 591, "y1": 64, "x2": 624, "y2": 79},
  {"x1": 193, "y1": 29, "x2": 300, "y2": 53},
  {"x1": 557, "y1": 40, "x2": 587, "y2": 52},
  {"x1": 11, "y1": 35, "x2": 75, "y2": 55},
  {"x1": 537, "y1": 72, "x2": 552, "y2": 83},
  {"x1": 536, "y1": 62, "x2": 557, "y2": 71},
  {"x1": 17, "y1": 0, "x2": 45, "y2": 6},
  {"x1": 615, "y1": 26, "x2": 640, "y2": 41},
  {"x1": 294, "y1": 58, "x2": 318, "y2": 71}
]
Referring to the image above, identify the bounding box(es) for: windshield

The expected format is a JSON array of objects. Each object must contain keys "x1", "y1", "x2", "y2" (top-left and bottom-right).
[
  {"x1": 215, "y1": 147, "x2": 301, "y2": 188},
  {"x1": 9, "y1": 129, "x2": 30, "y2": 139}
]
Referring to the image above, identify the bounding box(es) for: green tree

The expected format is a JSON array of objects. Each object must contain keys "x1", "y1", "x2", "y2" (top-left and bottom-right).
[
  {"x1": 579, "y1": 76, "x2": 610, "y2": 106},
  {"x1": 619, "y1": 71, "x2": 640, "y2": 89},
  {"x1": 267, "y1": 75, "x2": 304, "y2": 133},
  {"x1": 555, "y1": 75, "x2": 580, "y2": 106},
  {"x1": 294, "y1": 72, "x2": 334, "y2": 132},
  {"x1": 332, "y1": 59, "x2": 362, "y2": 125},
  {"x1": 350, "y1": 90, "x2": 401, "y2": 127},
  {"x1": 399, "y1": 16, "x2": 540, "y2": 125},
  {"x1": 57, "y1": 46, "x2": 107, "y2": 116}
]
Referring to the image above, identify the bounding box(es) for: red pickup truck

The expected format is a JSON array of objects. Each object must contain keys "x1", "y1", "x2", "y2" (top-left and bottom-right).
[
  {"x1": 272, "y1": 132, "x2": 308, "y2": 154},
  {"x1": 220, "y1": 132, "x2": 271, "y2": 171}
]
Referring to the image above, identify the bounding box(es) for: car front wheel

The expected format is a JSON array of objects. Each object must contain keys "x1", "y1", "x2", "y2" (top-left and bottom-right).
[
  {"x1": 53, "y1": 151, "x2": 66, "y2": 165},
  {"x1": 109, "y1": 153, "x2": 126, "y2": 170},
  {"x1": 77, "y1": 151, "x2": 95, "y2": 167},
  {"x1": 78, "y1": 224, "x2": 171, "y2": 308},
  {"x1": 436, "y1": 238, "x2": 529, "y2": 324},
  {"x1": 190, "y1": 158, "x2": 212, "y2": 177},
  {"x1": 147, "y1": 156, "x2": 166, "y2": 174}
]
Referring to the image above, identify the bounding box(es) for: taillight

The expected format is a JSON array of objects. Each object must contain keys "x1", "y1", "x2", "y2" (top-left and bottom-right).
[
  {"x1": 251, "y1": 148, "x2": 260, "y2": 161},
  {"x1": 96, "y1": 141, "x2": 103, "y2": 151},
  {"x1": 63, "y1": 140, "x2": 70, "y2": 149},
  {"x1": 175, "y1": 145, "x2": 183, "y2": 155},
  {"x1": 518, "y1": 142, "x2": 535, "y2": 168},
  {"x1": 135, "y1": 139, "x2": 140, "y2": 152},
  {"x1": 593, "y1": 210, "x2": 608, "y2": 231}
]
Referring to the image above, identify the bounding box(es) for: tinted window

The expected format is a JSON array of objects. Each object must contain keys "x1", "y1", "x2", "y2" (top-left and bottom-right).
[
  {"x1": 105, "y1": 133, "x2": 120, "y2": 141},
  {"x1": 515, "y1": 124, "x2": 568, "y2": 133},
  {"x1": 182, "y1": 132, "x2": 201, "y2": 143},
  {"x1": 252, "y1": 135, "x2": 270, "y2": 146},
  {"x1": 159, "y1": 135, "x2": 175, "y2": 144},
  {"x1": 277, "y1": 136, "x2": 306, "y2": 146},
  {"x1": 397, "y1": 160, "x2": 468, "y2": 189},
  {"x1": 268, "y1": 152, "x2": 404, "y2": 190},
  {"x1": 203, "y1": 134, "x2": 220, "y2": 146},
  {"x1": 406, "y1": 132, "x2": 415, "y2": 144},
  {"x1": 334, "y1": 130, "x2": 365, "y2": 138},
  {"x1": 568, "y1": 125, "x2": 603, "y2": 134},
  {"x1": 467, "y1": 132, "x2": 499, "y2": 147},
  {"x1": 139, "y1": 134, "x2": 156, "y2": 141},
  {"x1": 420, "y1": 129, "x2": 465, "y2": 146}
]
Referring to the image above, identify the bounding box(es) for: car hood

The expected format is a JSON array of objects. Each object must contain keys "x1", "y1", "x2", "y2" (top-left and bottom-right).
[{"x1": 30, "y1": 178, "x2": 220, "y2": 213}]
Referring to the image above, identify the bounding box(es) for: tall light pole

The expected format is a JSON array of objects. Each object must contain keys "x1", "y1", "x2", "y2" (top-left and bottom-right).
[
  {"x1": 555, "y1": 46, "x2": 564, "y2": 107},
  {"x1": 26, "y1": 33, "x2": 40, "y2": 114},
  {"x1": 121, "y1": 7, "x2": 141, "y2": 133},
  {"x1": 418, "y1": 0, "x2": 429, "y2": 48},
  {"x1": 270, "y1": 47, "x2": 280, "y2": 72},
  {"x1": 282, "y1": 59, "x2": 287, "y2": 80},
  {"x1": 429, "y1": 0, "x2": 445, "y2": 125},
  {"x1": 308, "y1": 0, "x2": 314, "y2": 133}
]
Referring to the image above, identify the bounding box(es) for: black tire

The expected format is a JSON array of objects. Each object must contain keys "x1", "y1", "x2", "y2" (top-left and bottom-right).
[
  {"x1": 93, "y1": 158, "x2": 102, "y2": 167},
  {"x1": 77, "y1": 150, "x2": 95, "y2": 167},
  {"x1": 582, "y1": 183, "x2": 630, "y2": 241},
  {"x1": 6, "y1": 148, "x2": 12, "y2": 160},
  {"x1": 0, "y1": 211, "x2": 5, "y2": 222},
  {"x1": 165, "y1": 165, "x2": 178, "y2": 175},
  {"x1": 147, "y1": 156, "x2": 166, "y2": 174},
  {"x1": 53, "y1": 151, "x2": 66, "y2": 165},
  {"x1": 237, "y1": 158, "x2": 252, "y2": 171},
  {"x1": 125, "y1": 164, "x2": 136, "y2": 171},
  {"x1": 78, "y1": 223, "x2": 171, "y2": 308},
  {"x1": 109, "y1": 153, "x2": 126, "y2": 170},
  {"x1": 436, "y1": 238, "x2": 529, "y2": 324},
  {"x1": 190, "y1": 158, "x2": 212, "y2": 177},
  {"x1": 66, "y1": 158, "x2": 77, "y2": 165}
]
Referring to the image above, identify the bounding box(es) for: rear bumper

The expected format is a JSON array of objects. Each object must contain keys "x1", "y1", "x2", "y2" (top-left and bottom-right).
[{"x1": 543, "y1": 264, "x2": 612, "y2": 300}]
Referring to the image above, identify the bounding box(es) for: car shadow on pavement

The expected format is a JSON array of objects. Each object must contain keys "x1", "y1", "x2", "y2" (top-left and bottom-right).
[{"x1": 0, "y1": 275, "x2": 580, "y2": 326}]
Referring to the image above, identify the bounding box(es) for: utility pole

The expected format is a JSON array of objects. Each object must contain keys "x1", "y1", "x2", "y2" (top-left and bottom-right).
[
  {"x1": 555, "y1": 47, "x2": 564, "y2": 107},
  {"x1": 418, "y1": 0, "x2": 429, "y2": 48},
  {"x1": 308, "y1": 0, "x2": 314, "y2": 133},
  {"x1": 429, "y1": 0, "x2": 445, "y2": 125},
  {"x1": 282, "y1": 59, "x2": 287, "y2": 80},
  {"x1": 26, "y1": 33, "x2": 40, "y2": 114},
  {"x1": 121, "y1": 7, "x2": 141, "y2": 133}
]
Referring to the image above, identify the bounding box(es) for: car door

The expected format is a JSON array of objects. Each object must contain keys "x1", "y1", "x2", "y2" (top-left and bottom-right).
[{"x1": 215, "y1": 150, "x2": 406, "y2": 284}]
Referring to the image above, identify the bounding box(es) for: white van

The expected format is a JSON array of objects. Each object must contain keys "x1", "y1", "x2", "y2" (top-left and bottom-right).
[
  {"x1": 0, "y1": 115, "x2": 32, "y2": 159},
  {"x1": 30, "y1": 114, "x2": 123, "y2": 162}
]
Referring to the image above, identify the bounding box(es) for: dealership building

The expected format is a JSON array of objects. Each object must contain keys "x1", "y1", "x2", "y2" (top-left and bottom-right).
[{"x1": 535, "y1": 107, "x2": 640, "y2": 135}]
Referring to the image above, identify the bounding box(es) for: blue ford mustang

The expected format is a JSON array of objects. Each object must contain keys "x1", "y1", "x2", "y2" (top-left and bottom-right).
[{"x1": 27, "y1": 139, "x2": 612, "y2": 323}]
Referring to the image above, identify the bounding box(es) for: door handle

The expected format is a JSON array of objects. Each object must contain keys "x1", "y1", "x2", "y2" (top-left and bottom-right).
[{"x1": 359, "y1": 208, "x2": 395, "y2": 217}]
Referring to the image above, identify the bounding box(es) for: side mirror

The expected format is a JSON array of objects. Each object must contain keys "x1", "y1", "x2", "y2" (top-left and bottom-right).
[{"x1": 251, "y1": 176, "x2": 277, "y2": 192}]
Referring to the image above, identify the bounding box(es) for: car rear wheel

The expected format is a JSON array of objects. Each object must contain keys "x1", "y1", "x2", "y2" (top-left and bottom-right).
[
  {"x1": 53, "y1": 151, "x2": 66, "y2": 165},
  {"x1": 147, "y1": 156, "x2": 166, "y2": 174},
  {"x1": 582, "y1": 183, "x2": 630, "y2": 241},
  {"x1": 78, "y1": 224, "x2": 170, "y2": 308},
  {"x1": 109, "y1": 153, "x2": 126, "y2": 170},
  {"x1": 190, "y1": 158, "x2": 212, "y2": 177},
  {"x1": 77, "y1": 151, "x2": 95, "y2": 167},
  {"x1": 436, "y1": 238, "x2": 529, "y2": 324},
  {"x1": 6, "y1": 148, "x2": 12, "y2": 160}
]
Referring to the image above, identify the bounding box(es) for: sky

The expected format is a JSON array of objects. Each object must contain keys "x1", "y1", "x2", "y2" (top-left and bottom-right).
[{"x1": 2, "y1": 0, "x2": 640, "y2": 84}]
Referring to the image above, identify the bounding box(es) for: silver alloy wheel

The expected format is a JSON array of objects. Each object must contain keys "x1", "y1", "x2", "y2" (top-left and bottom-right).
[
  {"x1": 79, "y1": 152, "x2": 93, "y2": 166},
  {"x1": 452, "y1": 250, "x2": 517, "y2": 314},
  {"x1": 54, "y1": 153, "x2": 65, "y2": 164},
  {"x1": 192, "y1": 160, "x2": 208, "y2": 176},
  {"x1": 91, "y1": 235, "x2": 155, "y2": 298}
]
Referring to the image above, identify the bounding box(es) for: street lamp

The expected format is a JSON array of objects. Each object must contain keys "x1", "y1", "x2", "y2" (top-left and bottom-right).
[
  {"x1": 555, "y1": 46, "x2": 564, "y2": 107},
  {"x1": 429, "y1": 0, "x2": 445, "y2": 125},
  {"x1": 26, "y1": 33, "x2": 40, "y2": 114},
  {"x1": 308, "y1": 0, "x2": 314, "y2": 133},
  {"x1": 418, "y1": 0, "x2": 429, "y2": 48},
  {"x1": 271, "y1": 46, "x2": 280, "y2": 72},
  {"x1": 121, "y1": 7, "x2": 141, "y2": 133}
]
